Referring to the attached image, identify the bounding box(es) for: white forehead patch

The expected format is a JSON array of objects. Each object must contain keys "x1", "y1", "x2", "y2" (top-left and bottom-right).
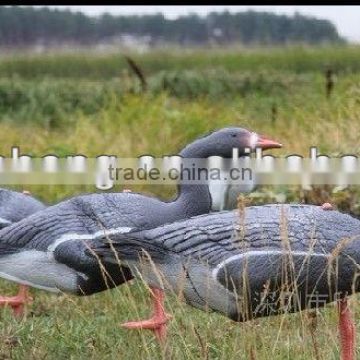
[{"x1": 249, "y1": 132, "x2": 259, "y2": 150}]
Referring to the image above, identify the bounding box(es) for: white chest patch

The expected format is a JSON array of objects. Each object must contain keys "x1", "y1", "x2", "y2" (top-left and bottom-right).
[{"x1": 208, "y1": 176, "x2": 228, "y2": 211}]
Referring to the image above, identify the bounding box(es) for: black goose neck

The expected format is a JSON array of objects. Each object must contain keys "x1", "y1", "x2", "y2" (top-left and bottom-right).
[
  {"x1": 171, "y1": 182, "x2": 212, "y2": 217},
  {"x1": 179, "y1": 140, "x2": 208, "y2": 159},
  {"x1": 173, "y1": 137, "x2": 213, "y2": 215}
]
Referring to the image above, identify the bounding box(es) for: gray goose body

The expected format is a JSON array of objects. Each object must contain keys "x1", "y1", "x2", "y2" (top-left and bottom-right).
[
  {"x1": 0, "y1": 189, "x2": 45, "y2": 228},
  {"x1": 93, "y1": 205, "x2": 360, "y2": 322},
  {"x1": 0, "y1": 128, "x2": 279, "y2": 296},
  {"x1": 0, "y1": 191, "x2": 207, "y2": 295}
]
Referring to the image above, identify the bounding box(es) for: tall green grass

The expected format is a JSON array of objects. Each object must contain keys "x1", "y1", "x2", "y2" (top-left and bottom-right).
[
  {"x1": 0, "y1": 70, "x2": 313, "y2": 127},
  {"x1": 1, "y1": 46, "x2": 360, "y2": 79}
]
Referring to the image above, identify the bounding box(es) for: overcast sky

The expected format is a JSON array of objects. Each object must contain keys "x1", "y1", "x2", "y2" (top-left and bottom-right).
[{"x1": 45, "y1": 6, "x2": 360, "y2": 43}]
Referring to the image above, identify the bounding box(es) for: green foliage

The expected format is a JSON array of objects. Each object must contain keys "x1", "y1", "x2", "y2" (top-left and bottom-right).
[
  {"x1": 0, "y1": 77, "x2": 124, "y2": 127},
  {"x1": 0, "y1": 70, "x2": 311, "y2": 127},
  {"x1": 0, "y1": 7, "x2": 344, "y2": 48},
  {"x1": 151, "y1": 69, "x2": 311, "y2": 99},
  {"x1": 1, "y1": 46, "x2": 360, "y2": 80}
]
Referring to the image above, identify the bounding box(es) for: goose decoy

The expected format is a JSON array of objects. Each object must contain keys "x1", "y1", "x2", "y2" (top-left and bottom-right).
[
  {"x1": 0, "y1": 189, "x2": 46, "y2": 315},
  {"x1": 0, "y1": 128, "x2": 282, "y2": 328},
  {"x1": 92, "y1": 203, "x2": 359, "y2": 358},
  {"x1": 0, "y1": 189, "x2": 45, "y2": 229}
]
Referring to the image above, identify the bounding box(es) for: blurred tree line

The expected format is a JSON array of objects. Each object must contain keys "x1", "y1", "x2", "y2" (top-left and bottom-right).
[{"x1": 0, "y1": 6, "x2": 344, "y2": 48}]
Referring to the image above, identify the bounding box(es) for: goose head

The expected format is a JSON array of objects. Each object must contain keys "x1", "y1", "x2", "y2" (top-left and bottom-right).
[{"x1": 179, "y1": 127, "x2": 282, "y2": 158}]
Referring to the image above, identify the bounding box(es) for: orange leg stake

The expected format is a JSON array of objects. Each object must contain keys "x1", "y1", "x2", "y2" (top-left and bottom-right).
[
  {"x1": 0, "y1": 190, "x2": 34, "y2": 316},
  {"x1": 122, "y1": 190, "x2": 172, "y2": 341},
  {"x1": 0, "y1": 285, "x2": 32, "y2": 316},
  {"x1": 322, "y1": 203, "x2": 355, "y2": 359},
  {"x1": 320, "y1": 202, "x2": 356, "y2": 359},
  {"x1": 121, "y1": 287, "x2": 172, "y2": 343},
  {"x1": 338, "y1": 298, "x2": 355, "y2": 360}
]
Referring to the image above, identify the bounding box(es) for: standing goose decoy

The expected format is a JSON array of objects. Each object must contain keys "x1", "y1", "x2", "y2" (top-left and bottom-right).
[
  {"x1": 0, "y1": 128, "x2": 281, "y2": 334},
  {"x1": 93, "y1": 204, "x2": 359, "y2": 358},
  {"x1": 0, "y1": 189, "x2": 46, "y2": 315}
]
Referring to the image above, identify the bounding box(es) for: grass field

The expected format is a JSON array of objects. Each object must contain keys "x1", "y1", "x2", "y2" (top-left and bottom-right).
[{"x1": 0, "y1": 46, "x2": 360, "y2": 359}]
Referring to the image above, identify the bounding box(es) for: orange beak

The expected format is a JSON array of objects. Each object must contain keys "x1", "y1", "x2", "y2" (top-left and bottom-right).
[{"x1": 255, "y1": 134, "x2": 283, "y2": 150}]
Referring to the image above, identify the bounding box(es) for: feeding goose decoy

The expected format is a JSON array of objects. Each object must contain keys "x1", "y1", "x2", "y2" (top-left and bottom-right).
[
  {"x1": 0, "y1": 188, "x2": 45, "y2": 229},
  {"x1": 0, "y1": 128, "x2": 281, "y2": 329},
  {"x1": 0, "y1": 188, "x2": 46, "y2": 315},
  {"x1": 93, "y1": 203, "x2": 358, "y2": 358}
]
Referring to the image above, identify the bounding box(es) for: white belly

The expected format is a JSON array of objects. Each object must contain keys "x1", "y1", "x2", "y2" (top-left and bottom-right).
[{"x1": 0, "y1": 250, "x2": 82, "y2": 293}]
